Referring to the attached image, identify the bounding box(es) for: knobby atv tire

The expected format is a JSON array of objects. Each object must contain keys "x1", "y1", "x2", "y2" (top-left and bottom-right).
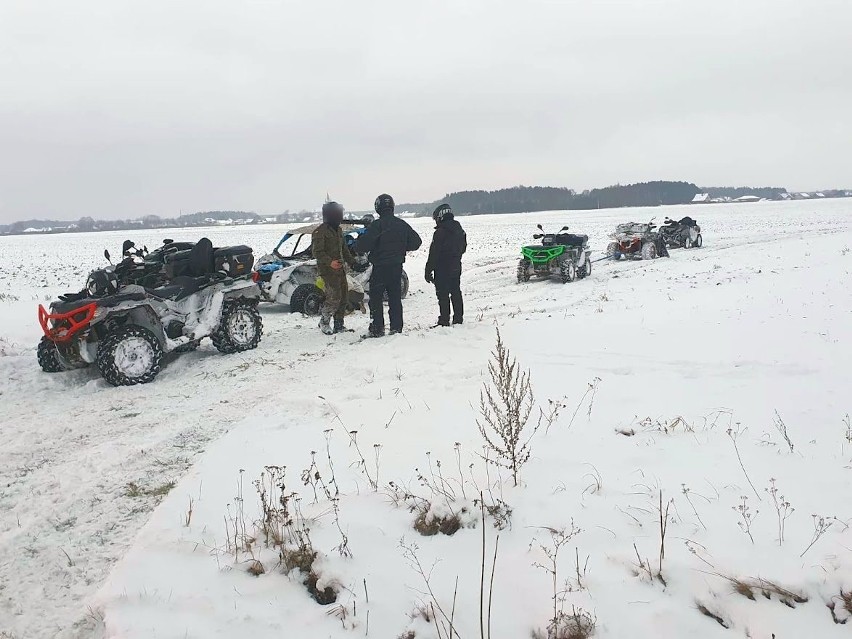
[
  {"x1": 560, "y1": 259, "x2": 576, "y2": 283},
  {"x1": 37, "y1": 337, "x2": 64, "y2": 373},
  {"x1": 212, "y1": 300, "x2": 263, "y2": 354},
  {"x1": 517, "y1": 259, "x2": 531, "y2": 283},
  {"x1": 606, "y1": 242, "x2": 622, "y2": 261},
  {"x1": 694, "y1": 233, "x2": 703, "y2": 248},
  {"x1": 96, "y1": 325, "x2": 163, "y2": 386},
  {"x1": 381, "y1": 271, "x2": 410, "y2": 302},
  {"x1": 641, "y1": 241, "x2": 657, "y2": 260},
  {"x1": 290, "y1": 283, "x2": 324, "y2": 315},
  {"x1": 578, "y1": 255, "x2": 591, "y2": 279}
]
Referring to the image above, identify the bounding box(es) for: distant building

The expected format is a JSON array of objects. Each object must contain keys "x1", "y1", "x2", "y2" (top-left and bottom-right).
[
  {"x1": 734, "y1": 195, "x2": 761, "y2": 203},
  {"x1": 691, "y1": 193, "x2": 711, "y2": 204}
]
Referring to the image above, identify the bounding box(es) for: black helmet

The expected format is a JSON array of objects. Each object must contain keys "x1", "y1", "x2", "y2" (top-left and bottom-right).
[
  {"x1": 86, "y1": 268, "x2": 119, "y2": 297},
  {"x1": 432, "y1": 203, "x2": 453, "y2": 224},
  {"x1": 374, "y1": 193, "x2": 395, "y2": 214},
  {"x1": 322, "y1": 201, "x2": 345, "y2": 227}
]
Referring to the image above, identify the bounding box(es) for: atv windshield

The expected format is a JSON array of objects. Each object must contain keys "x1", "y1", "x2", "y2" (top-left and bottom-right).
[{"x1": 273, "y1": 223, "x2": 366, "y2": 259}]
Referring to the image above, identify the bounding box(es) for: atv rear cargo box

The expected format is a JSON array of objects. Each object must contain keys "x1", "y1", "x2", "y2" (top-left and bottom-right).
[{"x1": 215, "y1": 246, "x2": 254, "y2": 277}]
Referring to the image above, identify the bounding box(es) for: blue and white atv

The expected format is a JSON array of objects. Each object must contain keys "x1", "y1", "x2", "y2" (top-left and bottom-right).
[{"x1": 253, "y1": 217, "x2": 410, "y2": 316}]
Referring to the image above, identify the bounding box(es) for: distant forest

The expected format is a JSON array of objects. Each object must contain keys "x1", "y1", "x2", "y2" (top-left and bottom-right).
[
  {"x1": 3, "y1": 181, "x2": 848, "y2": 235},
  {"x1": 408, "y1": 182, "x2": 792, "y2": 216}
]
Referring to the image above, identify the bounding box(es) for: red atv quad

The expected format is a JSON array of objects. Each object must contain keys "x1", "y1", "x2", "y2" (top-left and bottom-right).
[{"x1": 606, "y1": 221, "x2": 670, "y2": 261}]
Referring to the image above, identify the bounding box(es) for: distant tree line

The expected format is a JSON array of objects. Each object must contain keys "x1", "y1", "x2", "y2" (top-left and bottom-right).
[
  {"x1": 415, "y1": 181, "x2": 703, "y2": 216},
  {"x1": 0, "y1": 210, "x2": 314, "y2": 236}
]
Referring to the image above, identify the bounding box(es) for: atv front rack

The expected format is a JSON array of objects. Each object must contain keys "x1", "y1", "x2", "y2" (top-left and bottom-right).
[
  {"x1": 521, "y1": 246, "x2": 565, "y2": 264},
  {"x1": 38, "y1": 302, "x2": 97, "y2": 342}
]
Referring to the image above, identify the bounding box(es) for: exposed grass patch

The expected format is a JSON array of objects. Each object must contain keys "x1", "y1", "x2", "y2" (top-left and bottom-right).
[
  {"x1": 124, "y1": 481, "x2": 176, "y2": 498},
  {"x1": 413, "y1": 509, "x2": 463, "y2": 536},
  {"x1": 696, "y1": 601, "x2": 729, "y2": 628}
]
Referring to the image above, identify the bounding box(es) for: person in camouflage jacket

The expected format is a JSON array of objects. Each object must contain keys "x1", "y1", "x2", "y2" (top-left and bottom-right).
[{"x1": 312, "y1": 201, "x2": 359, "y2": 334}]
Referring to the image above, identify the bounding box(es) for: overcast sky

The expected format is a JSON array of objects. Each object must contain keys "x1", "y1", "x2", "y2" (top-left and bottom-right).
[{"x1": 1, "y1": 0, "x2": 850, "y2": 222}]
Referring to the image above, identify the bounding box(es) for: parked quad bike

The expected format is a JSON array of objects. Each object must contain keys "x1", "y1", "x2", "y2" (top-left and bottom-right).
[
  {"x1": 606, "y1": 221, "x2": 670, "y2": 260},
  {"x1": 37, "y1": 238, "x2": 262, "y2": 386},
  {"x1": 517, "y1": 224, "x2": 592, "y2": 284},
  {"x1": 253, "y1": 218, "x2": 409, "y2": 316},
  {"x1": 660, "y1": 216, "x2": 703, "y2": 249}
]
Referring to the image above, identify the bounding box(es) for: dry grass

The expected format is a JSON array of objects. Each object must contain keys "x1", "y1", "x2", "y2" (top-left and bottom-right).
[
  {"x1": 305, "y1": 571, "x2": 338, "y2": 605},
  {"x1": 828, "y1": 591, "x2": 852, "y2": 624},
  {"x1": 719, "y1": 574, "x2": 808, "y2": 607},
  {"x1": 281, "y1": 546, "x2": 316, "y2": 574},
  {"x1": 124, "y1": 480, "x2": 175, "y2": 498},
  {"x1": 696, "y1": 602, "x2": 729, "y2": 628},
  {"x1": 532, "y1": 607, "x2": 596, "y2": 639},
  {"x1": 413, "y1": 510, "x2": 462, "y2": 536}
]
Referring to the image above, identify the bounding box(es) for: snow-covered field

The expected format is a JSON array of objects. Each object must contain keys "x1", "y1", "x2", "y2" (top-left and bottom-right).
[{"x1": 2, "y1": 200, "x2": 852, "y2": 638}]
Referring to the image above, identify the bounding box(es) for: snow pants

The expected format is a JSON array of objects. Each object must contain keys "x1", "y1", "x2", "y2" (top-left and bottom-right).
[
  {"x1": 434, "y1": 270, "x2": 463, "y2": 326},
  {"x1": 368, "y1": 263, "x2": 403, "y2": 333}
]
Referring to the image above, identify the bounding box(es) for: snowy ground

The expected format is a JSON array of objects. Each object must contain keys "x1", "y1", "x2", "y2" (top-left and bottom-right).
[{"x1": 2, "y1": 200, "x2": 852, "y2": 638}]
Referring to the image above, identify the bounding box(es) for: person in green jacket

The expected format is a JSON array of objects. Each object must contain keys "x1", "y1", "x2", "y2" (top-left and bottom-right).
[{"x1": 312, "y1": 201, "x2": 359, "y2": 334}]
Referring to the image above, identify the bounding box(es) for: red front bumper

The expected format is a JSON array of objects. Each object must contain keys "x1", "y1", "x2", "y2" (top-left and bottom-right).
[{"x1": 38, "y1": 303, "x2": 97, "y2": 342}]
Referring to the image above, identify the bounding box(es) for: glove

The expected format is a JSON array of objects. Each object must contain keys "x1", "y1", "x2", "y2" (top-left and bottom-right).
[{"x1": 425, "y1": 270, "x2": 433, "y2": 284}]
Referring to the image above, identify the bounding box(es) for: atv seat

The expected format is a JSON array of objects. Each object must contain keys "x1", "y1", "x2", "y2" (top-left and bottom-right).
[
  {"x1": 549, "y1": 233, "x2": 587, "y2": 247},
  {"x1": 164, "y1": 238, "x2": 216, "y2": 279},
  {"x1": 150, "y1": 276, "x2": 210, "y2": 301}
]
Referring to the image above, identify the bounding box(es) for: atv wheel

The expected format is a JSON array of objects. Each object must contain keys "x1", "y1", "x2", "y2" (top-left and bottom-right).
[
  {"x1": 641, "y1": 241, "x2": 657, "y2": 260},
  {"x1": 517, "y1": 259, "x2": 531, "y2": 283},
  {"x1": 694, "y1": 233, "x2": 703, "y2": 248},
  {"x1": 37, "y1": 337, "x2": 64, "y2": 373},
  {"x1": 384, "y1": 270, "x2": 410, "y2": 301},
  {"x1": 96, "y1": 325, "x2": 163, "y2": 386},
  {"x1": 559, "y1": 260, "x2": 576, "y2": 283},
  {"x1": 290, "y1": 284, "x2": 324, "y2": 315},
  {"x1": 212, "y1": 300, "x2": 263, "y2": 354},
  {"x1": 606, "y1": 242, "x2": 622, "y2": 261},
  {"x1": 579, "y1": 254, "x2": 591, "y2": 279}
]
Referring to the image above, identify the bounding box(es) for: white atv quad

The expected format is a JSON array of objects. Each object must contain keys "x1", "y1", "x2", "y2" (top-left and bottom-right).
[
  {"x1": 37, "y1": 238, "x2": 263, "y2": 386},
  {"x1": 253, "y1": 220, "x2": 409, "y2": 316}
]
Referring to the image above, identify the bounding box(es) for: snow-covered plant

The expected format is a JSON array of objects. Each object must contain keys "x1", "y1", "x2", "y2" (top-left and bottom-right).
[
  {"x1": 766, "y1": 478, "x2": 794, "y2": 546},
  {"x1": 680, "y1": 484, "x2": 707, "y2": 530},
  {"x1": 843, "y1": 414, "x2": 852, "y2": 450},
  {"x1": 532, "y1": 523, "x2": 583, "y2": 631},
  {"x1": 800, "y1": 514, "x2": 833, "y2": 557},
  {"x1": 772, "y1": 410, "x2": 795, "y2": 453},
  {"x1": 533, "y1": 606, "x2": 597, "y2": 639},
  {"x1": 732, "y1": 495, "x2": 758, "y2": 544},
  {"x1": 477, "y1": 328, "x2": 539, "y2": 487},
  {"x1": 726, "y1": 426, "x2": 761, "y2": 500}
]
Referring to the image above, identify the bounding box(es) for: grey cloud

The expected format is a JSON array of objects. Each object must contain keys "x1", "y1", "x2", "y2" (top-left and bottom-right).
[{"x1": 0, "y1": 0, "x2": 850, "y2": 221}]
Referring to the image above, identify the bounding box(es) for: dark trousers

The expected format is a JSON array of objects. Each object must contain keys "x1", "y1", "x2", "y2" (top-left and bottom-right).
[
  {"x1": 434, "y1": 271, "x2": 463, "y2": 325},
  {"x1": 369, "y1": 263, "x2": 403, "y2": 332}
]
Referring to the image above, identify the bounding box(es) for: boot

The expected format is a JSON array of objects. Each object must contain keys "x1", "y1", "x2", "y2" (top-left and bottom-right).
[
  {"x1": 366, "y1": 324, "x2": 385, "y2": 338},
  {"x1": 319, "y1": 316, "x2": 333, "y2": 335},
  {"x1": 333, "y1": 317, "x2": 346, "y2": 333}
]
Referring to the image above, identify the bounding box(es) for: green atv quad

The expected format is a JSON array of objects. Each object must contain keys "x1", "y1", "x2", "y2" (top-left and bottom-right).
[{"x1": 517, "y1": 224, "x2": 592, "y2": 284}]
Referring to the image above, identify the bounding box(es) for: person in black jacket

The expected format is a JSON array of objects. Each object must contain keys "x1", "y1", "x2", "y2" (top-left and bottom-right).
[
  {"x1": 425, "y1": 204, "x2": 467, "y2": 326},
  {"x1": 355, "y1": 193, "x2": 422, "y2": 337}
]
